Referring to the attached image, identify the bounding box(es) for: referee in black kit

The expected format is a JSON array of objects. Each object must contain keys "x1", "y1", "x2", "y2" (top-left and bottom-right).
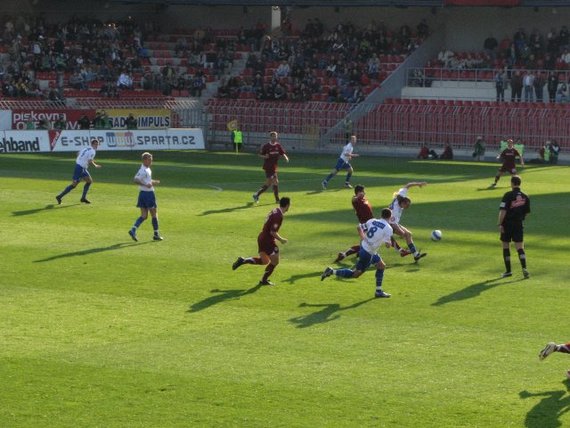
[{"x1": 497, "y1": 175, "x2": 531, "y2": 279}]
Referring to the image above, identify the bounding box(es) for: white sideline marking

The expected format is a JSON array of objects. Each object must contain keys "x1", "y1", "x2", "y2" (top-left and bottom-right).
[{"x1": 208, "y1": 185, "x2": 223, "y2": 192}]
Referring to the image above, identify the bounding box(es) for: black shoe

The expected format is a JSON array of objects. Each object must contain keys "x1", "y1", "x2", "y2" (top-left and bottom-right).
[
  {"x1": 501, "y1": 271, "x2": 512, "y2": 278},
  {"x1": 80, "y1": 198, "x2": 91, "y2": 204},
  {"x1": 523, "y1": 268, "x2": 530, "y2": 279},
  {"x1": 321, "y1": 267, "x2": 334, "y2": 281},
  {"x1": 375, "y1": 290, "x2": 391, "y2": 298},
  {"x1": 258, "y1": 280, "x2": 275, "y2": 286},
  {"x1": 128, "y1": 229, "x2": 138, "y2": 242},
  {"x1": 413, "y1": 252, "x2": 427, "y2": 262},
  {"x1": 153, "y1": 234, "x2": 163, "y2": 241},
  {"x1": 232, "y1": 257, "x2": 245, "y2": 271},
  {"x1": 56, "y1": 195, "x2": 62, "y2": 205}
]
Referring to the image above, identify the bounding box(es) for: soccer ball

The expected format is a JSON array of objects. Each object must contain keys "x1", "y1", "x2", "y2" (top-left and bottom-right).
[{"x1": 431, "y1": 230, "x2": 442, "y2": 241}]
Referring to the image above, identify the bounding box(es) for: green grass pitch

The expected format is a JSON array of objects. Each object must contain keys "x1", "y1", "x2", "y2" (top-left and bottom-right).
[{"x1": 1, "y1": 150, "x2": 569, "y2": 427}]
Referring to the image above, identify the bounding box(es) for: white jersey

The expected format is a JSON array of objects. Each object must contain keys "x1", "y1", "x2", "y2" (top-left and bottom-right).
[
  {"x1": 134, "y1": 165, "x2": 154, "y2": 192},
  {"x1": 388, "y1": 187, "x2": 408, "y2": 224},
  {"x1": 76, "y1": 147, "x2": 96, "y2": 168},
  {"x1": 340, "y1": 142, "x2": 354, "y2": 163},
  {"x1": 360, "y1": 218, "x2": 393, "y2": 255}
]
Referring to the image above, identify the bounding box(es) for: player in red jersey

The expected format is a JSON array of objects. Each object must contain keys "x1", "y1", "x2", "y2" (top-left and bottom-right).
[
  {"x1": 490, "y1": 138, "x2": 525, "y2": 187},
  {"x1": 252, "y1": 131, "x2": 289, "y2": 204},
  {"x1": 335, "y1": 185, "x2": 410, "y2": 262},
  {"x1": 232, "y1": 197, "x2": 291, "y2": 286}
]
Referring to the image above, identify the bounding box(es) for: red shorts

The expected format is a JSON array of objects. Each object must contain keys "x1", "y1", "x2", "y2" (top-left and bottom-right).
[
  {"x1": 499, "y1": 165, "x2": 517, "y2": 174},
  {"x1": 264, "y1": 168, "x2": 277, "y2": 179},
  {"x1": 258, "y1": 234, "x2": 279, "y2": 255}
]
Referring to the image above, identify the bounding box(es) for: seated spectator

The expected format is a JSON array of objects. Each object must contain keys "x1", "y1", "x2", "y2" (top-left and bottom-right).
[
  {"x1": 440, "y1": 144, "x2": 454, "y2": 160},
  {"x1": 437, "y1": 48, "x2": 454, "y2": 68},
  {"x1": 117, "y1": 71, "x2": 133, "y2": 89},
  {"x1": 417, "y1": 144, "x2": 430, "y2": 159},
  {"x1": 556, "y1": 81, "x2": 568, "y2": 103},
  {"x1": 53, "y1": 115, "x2": 66, "y2": 130},
  {"x1": 125, "y1": 113, "x2": 138, "y2": 130},
  {"x1": 78, "y1": 114, "x2": 91, "y2": 130},
  {"x1": 274, "y1": 60, "x2": 290, "y2": 78},
  {"x1": 549, "y1": 139, "x2": 560, "y2": 164},
  {"x1": 69, "y1": 71, "x2": 87, "y2": 90},
  {"x1": 472, "y1": 136, "x2": 486, "y2": 161}
]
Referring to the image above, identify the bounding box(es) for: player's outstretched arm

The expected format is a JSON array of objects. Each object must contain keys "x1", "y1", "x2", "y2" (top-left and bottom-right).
[{"x1": 404, "y1": 181, "x2": 427, "y2": 189}]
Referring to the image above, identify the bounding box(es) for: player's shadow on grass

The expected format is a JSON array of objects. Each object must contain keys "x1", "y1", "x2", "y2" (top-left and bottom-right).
[
  {"x1": 34, "y1": 242, "x2": 150, "y2": 262},
  {"x1": 12, "y1": 204, "x2": 78, "y2": 216},
  {"x1": 282, "y1": 271, "x2": 323, "y2": 284},
  {"x1": 289, "y1": 298, "x2": 375, "y2": 328},
  {"x1": 187, "y1": 284, "x2": 263, "y2": 313},
  {"x1": 199, "y1": 203, "x2": 253, "y2": 216},
  {"x1": 431, "y1": 276, "x2": 521, "y2": 306},
  {"x1": 519, "y1": 379, "x2": 570, "y2": 428}
]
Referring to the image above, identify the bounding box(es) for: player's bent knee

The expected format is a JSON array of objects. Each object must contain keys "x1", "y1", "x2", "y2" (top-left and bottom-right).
[{"x1": 352, "y1": 270, "x2": 363, "y2": 278}]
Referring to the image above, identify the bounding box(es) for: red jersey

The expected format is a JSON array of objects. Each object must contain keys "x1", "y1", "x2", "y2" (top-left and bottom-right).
[
  {"x1": 259, "y1": 207, "x2": 284, "y2": 244},
  {"x1": 352, "y1": 195, "x2": 374, "y2": 223},
  {"x1": 499, "y1": 147, "x2": 521, "y2": 170},
  {"x1": 260, "y1": 142, "x2": 286, "y2": 174}
]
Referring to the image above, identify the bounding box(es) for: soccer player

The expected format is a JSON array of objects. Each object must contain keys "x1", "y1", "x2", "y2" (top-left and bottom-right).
[
  {"x1": 232, "y1": 197, "x2": 291, "y2": 286},
  {"x1": 497, "y1": 175, "x2": 530, "y2": 278},
  {"x1": 321, "y1": 208, "x2": 393, "y2": 298},
  {"x1": 388, "y1": 182, "x2": 428, "y2": 262},
  {"x1": 490, "y1": 138, "x2": 525, "y2": 187},
  {"x1": 322, "y1": 135, "x2": 359, "y2": 189},
  {"x1": 128, "y1": 152, "x2": 163, "y2": 242},
  {"x1": 252, "y1": 131, "x2": 289, "y2": 204},
  {"x1": 56, "y1": 138, "x2": 101, "y2": 204},
  {"x1": 335, "y1": 184, "x2": 410, "y2": 262}
]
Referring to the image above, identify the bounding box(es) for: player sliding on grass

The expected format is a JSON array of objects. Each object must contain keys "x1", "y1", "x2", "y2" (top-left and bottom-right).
[
  {"x1": 56, "y1": 138, "x2": 101, "y2": 205},
  {"x1": 335, "y1": 184, "x2": 410, "y2": 263},
  {"x1": 233, "y1": 197, "x2": 290, "y2": 286},
  {"x1": 128, "y1": 152, "x2": 163, "y2": 242},
  {"x1": 252, "y1": 131, "x2": 289, "y2": 204},
  {"x1": 321, "y1": 208, "x2": 393, "y2": 298},
  {"x1": 388, "y1": 182, "x2": 428, "y2": 262}
]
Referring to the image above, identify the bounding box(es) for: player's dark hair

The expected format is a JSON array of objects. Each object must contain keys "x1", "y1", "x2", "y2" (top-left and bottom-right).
[
  {"x1": 354, "y1": 185, "x2": 364, "y2": 194},
  {"x1": 511, "y1": 175, "x2": 521, "y2": 186},
  {"x1": 380, "y1": 208, "x2": 392, "y2": 219},
  {"x1": 397, "y1": 195, "x2": 411, "y2": 206},
  {"x1": 279, "y1": 197, "x2": 291, "y2": 208}
]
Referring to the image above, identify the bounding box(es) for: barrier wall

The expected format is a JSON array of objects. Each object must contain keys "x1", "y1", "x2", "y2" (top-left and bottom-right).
[{"x1": 0, "y1": 129, "x2": 205, "y2": 154}]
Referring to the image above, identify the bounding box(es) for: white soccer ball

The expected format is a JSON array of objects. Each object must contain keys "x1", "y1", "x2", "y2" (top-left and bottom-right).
[{"x1": 431, "y1": 229, "x2": 442, "y2": 241}]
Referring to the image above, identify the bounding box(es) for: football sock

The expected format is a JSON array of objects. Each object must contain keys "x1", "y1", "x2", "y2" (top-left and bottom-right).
[
  {"x1": 324, "y1": 173, "x2": 334, "y2": 183},
  {"x1": 272, "y1": 185, "x2": 279, "y2": 200},
  {"x1": 261, "y1": 263, "x2": 276, "y2": 282},
  {"x1": 503, "y1": 249, "x2": 511, "y2": 272},
  {"x1": 244, "y1": 257, "x2": 262, "y2": 265},
  {"x1": 59, "y1": 184, "x2": 74, "y2": 197},
  {"x1": 152, "y1": 217, "x2": 159, "y2": 232},
  {"x1": 81, "y1": 182, "x2": 91, "y2": 199},
  {"x1": 494, "y1": 176, "x2": 500, "y2": 184},
  {"x1": 345, "y1": 245, "x2": 360, "y2": 256},
  {"x1": 256, "y1": 185, "x2": 269, "y2": 196},
  {"x1": 375, "y1": 269, "x2": 385, "y2": 292},
  {"x1": 133, "y1": 216, "x2": 145, "y2": 229},
  {"x1": 335, "y1": 268, "x2": 353, "y2": 278},
  {"x1": 345, "y1": 172, "x2": 352, "y2": 183},
  {"x1": 559, "y1": 344, "x2": 570, "y2": 354},
  {"x1": 408, "y1": 243, "x2": 417, "y2": 254},
  {"x1": 517, "y1": 248, "x2": 526, "y2": 269}
]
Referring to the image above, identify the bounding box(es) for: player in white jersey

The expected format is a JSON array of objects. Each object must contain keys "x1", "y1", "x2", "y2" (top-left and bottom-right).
[
  {"x1": 388, "y1": 181, "x2": 428, "y2": 262},
  {"x1": 56, "y1": 139, "x2": 101, "y2": 204},
  {"x1": 128, "y1": 152, "x2": 163, "y2": 241},
  {"x1": 321, "y1": 208, "x2": 393, "y2": 298},
  {"x1": 322, "y1": 135, "x2": 359, "y2": 189}
]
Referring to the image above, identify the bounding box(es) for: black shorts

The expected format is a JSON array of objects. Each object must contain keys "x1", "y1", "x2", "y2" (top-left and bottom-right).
[{"x1": 501, "y1": 222, "x2": 524, "y2": 243}]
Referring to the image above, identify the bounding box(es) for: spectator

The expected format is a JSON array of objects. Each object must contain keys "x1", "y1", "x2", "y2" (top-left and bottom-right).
[
  {"x1": 117, "y1": 71, "x2": 133, "y2": 90},
  {"x1": 534, "y1": 72, "x2": 545, "y2": 103},
  {"x1": 510, "y1": 71, "x2": 523, "y2": 102},
  {"x1": 125, "y1": 113, "x2": 137, "y2": 130},
  {"x1": 472, "y1": 136, "x2": 486, "y2": 161},
  {"x1": 53, "y1": 115, "x2": 66, "y2": 130},
  {"x1": 484, "y1": 34, "x2": 498, "y2": 59},
  {"x1": 547, "y1": 72, "x2": 559, "y2": 103},
  {"x1": 556, "y1": 81, "x2": 568, "y2": 103},
  {"x1": 439, "y1": 144, "x2": 454, "y2": 160},
  {"x1": 495, "y1": 68, "x2": 506, "y2": 102},
  {"x1": 78, "y1": 114, "x2": 91, "y2": 130},
  {"x1": 549, "y1": 140, "x2": 560, "y2": 164}
]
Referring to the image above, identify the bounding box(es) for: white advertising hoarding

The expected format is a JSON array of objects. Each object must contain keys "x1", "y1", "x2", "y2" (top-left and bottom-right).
[{"x1": 0, "y1": 129, "x2": 205, "y2": 153}]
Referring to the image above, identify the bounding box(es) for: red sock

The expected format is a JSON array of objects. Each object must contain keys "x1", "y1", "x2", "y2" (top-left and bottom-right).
[{"x1": 273, "y1": 185, "x2": 279, "y2": 201}]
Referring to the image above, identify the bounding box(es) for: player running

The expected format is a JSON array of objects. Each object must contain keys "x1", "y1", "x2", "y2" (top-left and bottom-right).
[
  {"x1": 56, "y1": 138, "x2": 101, "y2": 204},
  {"x1": 388, "y1": 182, "x2": 428, "y2": 262},
  {"x1": 322, "y1": 135, "x2": 359, "y2": 190},
  {"x1": 321, "y1": 208, "x2": 393, "y2": 298},
  {"x1": 490, "y1": 138, "x2": 525, "y2": 187},
  {"x1": 335, "y1": 184, "x2": 410, "y2": 262},
  {"x1": 233, "y1": 197, "x2": 291, "y2": 286},
  {"x1": 252, "y1": 131, "x2": 289, "y2": 204}
]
